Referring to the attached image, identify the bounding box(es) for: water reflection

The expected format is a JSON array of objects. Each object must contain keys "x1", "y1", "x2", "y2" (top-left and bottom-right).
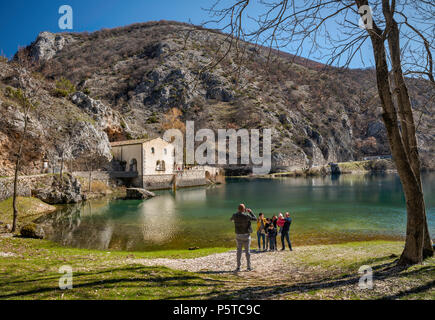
[
  {"x1": 140, "y1": 194, "x2": 178, "y2": 243},
  {"x1": 36, "y1": 173, "x2": 434, "y2": 251}
]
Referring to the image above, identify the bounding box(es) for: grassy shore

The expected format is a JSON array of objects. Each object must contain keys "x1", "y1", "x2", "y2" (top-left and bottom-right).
[
  {"x1": 0, "y1": 236, "x2": 433, "y2": 300},
  {"x1": 0, "y1": 197, "x2": 57, "y2": 226}
]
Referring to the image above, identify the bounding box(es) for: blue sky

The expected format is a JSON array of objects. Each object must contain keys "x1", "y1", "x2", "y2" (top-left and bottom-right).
[
  {"x1": 0, "y1": 0, "x2": 376, "y2": 68},
  {"x1": 0, "y1": 0, "x2": 212, "y2": 58}
]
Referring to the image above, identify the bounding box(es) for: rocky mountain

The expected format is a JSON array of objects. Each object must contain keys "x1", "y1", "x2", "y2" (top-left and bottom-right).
[
  {"x1": 1, "y1": 20, "x2": 433, "y2": 175},
  {"x1": 0, "y1": 60, "x2": 114, "y2": 176}
]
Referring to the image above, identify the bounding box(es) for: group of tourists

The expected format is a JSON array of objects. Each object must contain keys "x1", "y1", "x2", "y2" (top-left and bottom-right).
[
  {"x1": 230, "y1": 204, "x2": 293, "y2": 272},
  {"x1": 256, "y1": 212, "x2": 293, "y2": 252}
]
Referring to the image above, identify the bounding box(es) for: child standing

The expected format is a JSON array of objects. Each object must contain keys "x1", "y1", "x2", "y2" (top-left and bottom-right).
[
  {"x1": 267, "y1": 224, "x2": 277, "y2": 251},
  {"x1": 264, "y1": 218, "x2": 271, "y2": 251}
]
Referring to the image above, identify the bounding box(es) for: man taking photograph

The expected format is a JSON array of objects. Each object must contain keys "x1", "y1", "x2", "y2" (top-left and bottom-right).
[{"x1": 230, "y1": 204, "x2": 257, "y2": 272}]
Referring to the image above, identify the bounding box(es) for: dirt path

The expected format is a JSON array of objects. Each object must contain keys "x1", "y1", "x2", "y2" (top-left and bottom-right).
[{"x1": 128, "y1": 248, "x2": 319, "y2": 281}]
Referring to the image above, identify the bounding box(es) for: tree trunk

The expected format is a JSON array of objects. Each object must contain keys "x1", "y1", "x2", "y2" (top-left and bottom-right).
[
  {"x1": 60, "y1": 152, "x2": 64, "y2": 186},
  {"x1": 11, "y1": 154, "x2": 21, "y2": 233},
  {"x1": 422, "y1": 214, "x2": 434, "y2": 258},
  {"x1": 88, "y1": 171, "x2": 92, "y2": 193},
  {"x1": 381, "y1": 0, "x2": 433, "y2": 263},
  {"x1": 364, "y1": 8, "x2": 428, "y2": 265},
  {"x1": 11, "y1": 111, "x2": 29, "y2": 233},
  {"x1": 400, "y1": 185, "x2": 426, "y2": 264}
]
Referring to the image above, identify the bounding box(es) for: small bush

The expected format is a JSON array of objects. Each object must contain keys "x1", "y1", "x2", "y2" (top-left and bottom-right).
[
  {"x1": 53, "y1": 89, "x2": 69, "y2": 97},
  {"x1": 146, "y1": 113, "x2": 159, "y2": 124},
  {"x1": 4, "y1": 86, "x2": 31, "y2": 106},
  {"x1": 369, "y1": 159, "x2": 388, "y2": 172},
  {"x1": 53, "y1": 77, "x2": 76, "y2": 97}
]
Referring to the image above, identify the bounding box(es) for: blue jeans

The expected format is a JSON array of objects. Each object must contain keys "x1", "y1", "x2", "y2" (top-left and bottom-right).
[
  {"x1": 281, "y1": 231, "x2": 292, "y2": 250},
  {"x1": 257, "y1": 231, "x2": 265, "y2": 250}
]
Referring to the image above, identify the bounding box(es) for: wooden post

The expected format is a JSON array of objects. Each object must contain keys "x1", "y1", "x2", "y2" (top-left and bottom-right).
[{"x1": 172, "y1": 174, "x2": 177, "y2": 193}]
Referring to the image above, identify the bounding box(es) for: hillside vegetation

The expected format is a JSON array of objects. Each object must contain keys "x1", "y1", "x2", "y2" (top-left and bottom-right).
[{"x1": 1, "y1": 20, "x2": 433, "y2": 175}]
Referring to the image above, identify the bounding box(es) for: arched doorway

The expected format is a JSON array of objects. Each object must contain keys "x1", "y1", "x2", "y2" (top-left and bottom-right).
[{"x1": 129, "y1": 159, "x2": 138, "y2": 172}]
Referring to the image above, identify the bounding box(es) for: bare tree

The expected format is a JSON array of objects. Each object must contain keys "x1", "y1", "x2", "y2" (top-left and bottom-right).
[
  {"x1": 74, "y1": 150, "x2": 108, "y2": 193},
  {"x1": 52, "y1": 119, "x2": 74, "y2": 182},
  {"x1": 9, "y1": 50, "x2": 40, "y2": 232},
  {"x1": 206, "y1": 0, "x2": 434, "y2": 265}
]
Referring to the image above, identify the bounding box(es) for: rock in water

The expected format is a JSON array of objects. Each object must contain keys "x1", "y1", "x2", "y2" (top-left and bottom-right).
[
  {"x1": 126, "y1": 188, "x2": 156, "y2": 200},
  {"x1": 329, "y1": 163, "x2": 341, "y2": 175},
  {"x1": 20, "y1": 223, "x2": 45, "y2": 239},
  {"x1": 34, "y1": 173, "x2": 83, "y2": 204}
]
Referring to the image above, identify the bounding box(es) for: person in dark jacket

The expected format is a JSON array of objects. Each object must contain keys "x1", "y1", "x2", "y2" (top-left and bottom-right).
[
  {"x1": 264, "y1": 218, "x2": 271, "y2": 251},
  {"x1": 267, "y1": 224, "x2": 277, "y2": 251},
  {"x1": 230, "y1": 204, "x2": 257, "y2": 271},
  {"x1": 281, "y1": 212, "x2": 293, "y2": 251},
  {"x1": 271, "y1": 215, "x2": 278, "y2": 251}
]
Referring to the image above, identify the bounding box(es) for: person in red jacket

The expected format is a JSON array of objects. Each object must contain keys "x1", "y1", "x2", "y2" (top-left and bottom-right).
[{"x1": 277, "y1": 213, "x2": 285, "y2": 235}]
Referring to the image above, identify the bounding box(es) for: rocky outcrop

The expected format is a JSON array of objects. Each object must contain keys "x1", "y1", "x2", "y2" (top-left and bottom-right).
[
  {"x1": 33, "y1": 173, "x2": 83, "y2": 204},
  {"x1": 200, "y1": 72, "x2": 234, "y2": 102},
  {"x1": 20, "y1": 223, "x2": 45, "y2": 239},
  {"x1": 126, "y1": 188, "x2": 156, "y2": 200},
  {"x1": 66, "y1": 121, "x2": 113, "y2": 162},
  {"x1": 71, "y1": 92, "x2": 124, "y2": 139},
  {"x1": 29, "y1": 32, "x2": 75, "y2": 62},
  {"x1": 0, "y1": 60, "x2": 114, "y2": 177}
]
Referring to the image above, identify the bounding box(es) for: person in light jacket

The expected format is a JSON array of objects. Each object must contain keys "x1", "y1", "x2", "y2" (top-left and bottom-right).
[{"x1": 256, "y1": 213, "x2": 267, "y2": 251}]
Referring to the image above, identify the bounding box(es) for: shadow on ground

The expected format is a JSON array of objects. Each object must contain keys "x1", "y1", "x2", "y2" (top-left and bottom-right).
[{"x1": 0, "y1": 256, "x2": 433, "y2": 300}]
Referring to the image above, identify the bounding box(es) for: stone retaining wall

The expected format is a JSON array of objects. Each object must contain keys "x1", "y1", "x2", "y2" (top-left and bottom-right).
[
  {"x1": 176, "y1": 170, "x2": 207, "y2": 188},
  {"x1": 72, "y1": 171, "x2": 111, "y2": 181},
  {"x1": 0, "y1": 175, "x2": 54, "y2": 201},
  {"x1": 141, "y1": 174, "x2": 174, "y2": 190},
  {"x1": 73, "y1": 169, "x2": 212, "y2": 191},
  {"x1": 141, "y1": 170, "x2": 207, "y2": 190}
]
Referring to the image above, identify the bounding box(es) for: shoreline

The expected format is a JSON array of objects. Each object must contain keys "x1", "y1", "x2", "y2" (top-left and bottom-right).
[{"x1": 227, "y1": 160, "x2": 399, "y2": 178}]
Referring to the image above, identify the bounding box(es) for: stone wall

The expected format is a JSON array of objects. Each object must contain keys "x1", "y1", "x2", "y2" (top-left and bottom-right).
[
  {"x1": 0, "y1": 175, "x2": 54, "y2": 201},
  {"x1": 141, "y1": 170, "x2": 207, "y2": 190},
  {"x1": 73, "y1": 168, "x2": 216, "y2": 191},
  {"x1": 73, "y1": 171, "x2": 111, "y2": 181},
  {"x1": 142, "y1": 174, "x2": 174, "y2": 190},
  {"x1": 176, "y1": 170, "x2": 207, "y2": 188}
]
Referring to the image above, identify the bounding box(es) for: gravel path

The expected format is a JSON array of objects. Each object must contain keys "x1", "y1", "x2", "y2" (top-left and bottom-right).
[{"x1": 128, "y1": 249, "x2": 312, "y2": 280}]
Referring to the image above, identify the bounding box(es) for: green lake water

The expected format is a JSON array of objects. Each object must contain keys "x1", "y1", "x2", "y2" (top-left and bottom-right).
[{"x1": 37, "y1": 173, "x2": 435, "y2": 251}]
